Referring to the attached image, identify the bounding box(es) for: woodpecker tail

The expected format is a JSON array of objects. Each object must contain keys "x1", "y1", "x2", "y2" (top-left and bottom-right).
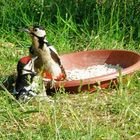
[{"x1": 60, "y1": 65, "x2": 67, "y2": 80}]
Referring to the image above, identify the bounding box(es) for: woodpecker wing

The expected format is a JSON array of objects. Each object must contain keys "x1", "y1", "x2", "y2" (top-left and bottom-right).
[
  {"x1": 49, "y1": 47, "x2": 61, "y2": 66},
  {"x1": 48, "y1": 45, "x2": 58, "y2": 55},
  {"x1": 49, "y1": 47, "x2": 67, "y2": 79}
]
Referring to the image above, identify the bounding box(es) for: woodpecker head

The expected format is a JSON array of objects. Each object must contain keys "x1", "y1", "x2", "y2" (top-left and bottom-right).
[
  {"x1": 17, "y1": 56, "x2": 37, "y2": 76},
  {"x1": 23, "y1": 25, "x2": 46, "y2": 39},
  {"x1": 22, "y1": 25, "x2": 47, "y2": 50}
]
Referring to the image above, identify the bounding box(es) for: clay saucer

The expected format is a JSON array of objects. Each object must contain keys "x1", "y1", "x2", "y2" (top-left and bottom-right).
[{"x1": 44, "y1": 50, "x2": 140, "y2": 93}]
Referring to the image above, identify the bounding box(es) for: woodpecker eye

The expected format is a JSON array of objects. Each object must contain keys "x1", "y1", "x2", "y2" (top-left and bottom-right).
[{"x1": 34, "y1": 28, "x2": 38, "y2": 32}]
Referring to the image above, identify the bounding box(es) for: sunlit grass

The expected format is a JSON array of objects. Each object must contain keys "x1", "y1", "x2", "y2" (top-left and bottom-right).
[
  {"x1": 1, "y1": 32, "x2": 140, "y2": 139},
  {"x1": 0, "y1": 0, "x2": 140, "y2": 139}
]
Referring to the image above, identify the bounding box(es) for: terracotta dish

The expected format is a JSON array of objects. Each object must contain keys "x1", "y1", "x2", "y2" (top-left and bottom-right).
[{"x1": 44, "y1": 50, "x2": 140, "y2": 93}]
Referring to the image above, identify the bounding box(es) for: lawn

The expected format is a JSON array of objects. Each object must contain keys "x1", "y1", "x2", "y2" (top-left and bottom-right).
[{"x1": 0, "y1": 0, "x2": 140, "y2": 139}]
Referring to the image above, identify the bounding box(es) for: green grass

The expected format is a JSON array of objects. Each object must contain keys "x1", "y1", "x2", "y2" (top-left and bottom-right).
[{"x1": 0, "y1": 0, "x2": 140, "y2": 139}]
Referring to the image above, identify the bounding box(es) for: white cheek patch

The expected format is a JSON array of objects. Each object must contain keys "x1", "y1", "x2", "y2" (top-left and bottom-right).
[
  {"x1": 35, "y1": 29, "x2": 46, "y2": 37},
  {"x1": 22, "y1": 57, "x2": 37, "y2": 75},
  {"x1": 22, "y1": 61, "x2": 33, "y2": 75}
]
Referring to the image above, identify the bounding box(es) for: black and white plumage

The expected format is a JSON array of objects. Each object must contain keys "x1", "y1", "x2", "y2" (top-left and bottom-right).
[
  {"x1": 13, "y1": 25, "x2": 67, "y2": 101},
  {"x1": 25, "y1": 25, "x2": 66, "y2": 81},
  {"x1": 14, "y1": 56, "x2": 46, "y2": 101}
]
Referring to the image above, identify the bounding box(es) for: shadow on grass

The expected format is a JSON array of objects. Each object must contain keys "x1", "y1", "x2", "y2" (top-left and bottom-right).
[
  {"x1": 0, "y1": 74, "x2": 16, "y2": 92},
  {"x1": 0, "y1": 73, "x2": 57, "y2": 99}
]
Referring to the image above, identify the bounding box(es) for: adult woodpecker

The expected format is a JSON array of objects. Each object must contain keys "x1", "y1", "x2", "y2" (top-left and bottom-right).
[{"x1": 24, "y1": 25, "x2": 66, "y2": 83}]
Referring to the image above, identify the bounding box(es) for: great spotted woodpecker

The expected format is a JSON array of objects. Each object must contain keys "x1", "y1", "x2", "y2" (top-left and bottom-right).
[
  {"x1": 14, "y1": 56, "x2": 46, "y2": 101},
  {"x1": 24, "y1": 25, "x2": 67, "y2": 85}
]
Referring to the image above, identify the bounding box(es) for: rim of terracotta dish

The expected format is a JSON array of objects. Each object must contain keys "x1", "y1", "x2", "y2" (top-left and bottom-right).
[{"x1": 54, "y1": 50, "x2": 140, "y2": 88}]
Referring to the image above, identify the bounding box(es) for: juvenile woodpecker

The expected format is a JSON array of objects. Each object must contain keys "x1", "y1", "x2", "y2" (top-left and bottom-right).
[
  {"x1": 24, "y1": 25, "x2": 66, "y2": 83},
  {"x1": 14, "y1": 56, "x2": 46, "y2": 101}
]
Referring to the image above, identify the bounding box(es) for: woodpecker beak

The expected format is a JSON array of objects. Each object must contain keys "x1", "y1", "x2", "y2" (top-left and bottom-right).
[
  {"x1": 22, "y1": 28, "x2": 30, "y2": 33},
  {"x1": 20, "y1": 27, "x2": 33, "y2": 34},
  {"x1": 21, "y1": 27, "x2": 36, "y2": 38}
]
